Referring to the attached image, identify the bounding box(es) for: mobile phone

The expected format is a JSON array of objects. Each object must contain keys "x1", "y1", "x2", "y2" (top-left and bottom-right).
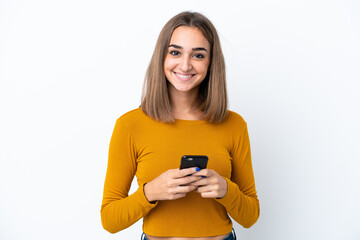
[{"x1": 180, "y1": 155, "x2": 208, "y2": 170}]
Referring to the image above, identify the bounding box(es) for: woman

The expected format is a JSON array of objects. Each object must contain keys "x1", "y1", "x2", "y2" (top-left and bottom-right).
[{"x1": 101, "y1": 11, "x2": 259, "y2": 240}]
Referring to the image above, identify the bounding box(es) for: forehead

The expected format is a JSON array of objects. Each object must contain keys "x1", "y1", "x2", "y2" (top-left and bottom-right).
[{"x1": 169, "y1": 26, "x2": 210, "y2": 49}]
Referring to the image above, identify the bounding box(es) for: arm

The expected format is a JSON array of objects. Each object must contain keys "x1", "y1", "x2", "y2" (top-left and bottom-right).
[
  {"x1": 189, "y1": 122, "x2": 260, "y2": 228},
  {"x1": 100, "y1": 119, "x2": 157, "y2": 234},
  {"x1": 215, "y1": 122, "x2": 260, "y2": 228}
]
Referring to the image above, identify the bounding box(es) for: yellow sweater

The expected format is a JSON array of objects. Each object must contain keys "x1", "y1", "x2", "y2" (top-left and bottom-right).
[{"x1": 101, "y1": 108, "x2": 259, "y2": 237}]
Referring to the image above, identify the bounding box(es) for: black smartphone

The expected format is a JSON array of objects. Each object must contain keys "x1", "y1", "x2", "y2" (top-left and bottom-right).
[{"x1": 180, "y1": 155, "x2": 208, "y2": 170}]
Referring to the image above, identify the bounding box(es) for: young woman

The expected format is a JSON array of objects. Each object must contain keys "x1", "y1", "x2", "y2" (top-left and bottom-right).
[{"x1": 101, "y1": 11, "x2": 259, "y2": 240}]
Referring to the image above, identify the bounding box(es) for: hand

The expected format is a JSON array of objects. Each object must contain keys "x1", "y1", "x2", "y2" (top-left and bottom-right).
[
  {"x1": 190, "y1": 169, "x2": 228, "y2": 199},
  {"x1": 144, "y1": 167, "x2": 202, "y2": 202}
]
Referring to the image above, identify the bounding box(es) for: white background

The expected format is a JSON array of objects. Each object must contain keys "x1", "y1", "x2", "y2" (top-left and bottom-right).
[{"x1": 1, "y1": 0, "x2": 359, "y2": 239}]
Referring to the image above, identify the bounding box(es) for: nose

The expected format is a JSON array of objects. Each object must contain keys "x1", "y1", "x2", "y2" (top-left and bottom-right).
[{"x1": 179, "y1": 55, "x2": 192, "y2": 72}]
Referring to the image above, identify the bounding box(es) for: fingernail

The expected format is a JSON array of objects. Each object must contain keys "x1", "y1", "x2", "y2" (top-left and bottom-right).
[
  {"x1": 202, "y1": 176, "x2": 206, "y2": 178},
  {"x1": 195, "y1": 167, "x2": 200, "y2": 171}
]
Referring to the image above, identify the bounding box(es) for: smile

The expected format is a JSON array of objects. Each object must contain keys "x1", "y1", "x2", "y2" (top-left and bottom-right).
[{"x1": 174, "y1": 72, "x2": 195, "y2": 81}]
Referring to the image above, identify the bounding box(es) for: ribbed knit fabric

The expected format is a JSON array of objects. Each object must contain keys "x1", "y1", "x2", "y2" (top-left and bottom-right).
[{"x1": 101, "y1": 108, "x2": 259, "y2": 237}]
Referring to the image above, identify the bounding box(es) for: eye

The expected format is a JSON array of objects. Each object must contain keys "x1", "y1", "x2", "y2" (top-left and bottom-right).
[
  {"x1": 194, "y1": 53, "x2": 205, "y2": 59},
  {"x1": 170, "y1": 50, "x2": 180, "y2": 56}
]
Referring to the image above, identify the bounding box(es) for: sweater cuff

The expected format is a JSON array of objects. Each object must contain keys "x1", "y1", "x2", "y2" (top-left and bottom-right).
[
  {"x1": 135, "y1": 184, "x2": 158, "y2": 210},
  {"x1": 215, "y1": 177, "x2": 242, "y2": 209}
]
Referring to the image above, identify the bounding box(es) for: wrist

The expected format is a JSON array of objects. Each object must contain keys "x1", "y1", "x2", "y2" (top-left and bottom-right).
[
  {"x1": 143, "y1": 183, "x2": 156, "y2": 204},
  {"x1": 217, "y1": 177, "x2": 228, "y2": 199}
]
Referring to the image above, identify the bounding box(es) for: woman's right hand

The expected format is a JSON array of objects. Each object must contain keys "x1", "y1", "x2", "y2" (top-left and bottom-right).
[{"x1": 143, "y1": 167, "x2": 201, "y2": 202}]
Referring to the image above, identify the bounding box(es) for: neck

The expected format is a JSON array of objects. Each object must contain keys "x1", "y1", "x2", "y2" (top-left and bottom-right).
[{"x1": 169, "y1": 86, "x2": 204, "y2": 120}]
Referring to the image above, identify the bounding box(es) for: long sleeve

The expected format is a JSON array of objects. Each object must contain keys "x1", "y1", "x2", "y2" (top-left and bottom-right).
[
  {"x1": 101, "y1": 109, "x2": 259, "y2": 236},
  {"x1": 100, "y1": 119, "x2": 157, "y2": 234},
  {"x1": 215, "y1": 122, "x2": 260, "y2": 228}
]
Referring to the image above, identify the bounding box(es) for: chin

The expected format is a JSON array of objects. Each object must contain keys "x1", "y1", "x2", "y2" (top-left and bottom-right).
[{"x1": 174, "y1": 85, "x2": 193, "y2": 92}]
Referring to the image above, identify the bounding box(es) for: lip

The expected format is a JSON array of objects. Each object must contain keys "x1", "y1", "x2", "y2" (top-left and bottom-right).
[{"x1": 174, "y1": 72, "x2": 195, "y2": 81}]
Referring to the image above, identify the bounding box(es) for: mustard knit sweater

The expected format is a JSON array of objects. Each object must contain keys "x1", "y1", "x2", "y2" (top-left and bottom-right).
[{"x1": 101, "y1": 108, "x2": 259, "y2": 237}]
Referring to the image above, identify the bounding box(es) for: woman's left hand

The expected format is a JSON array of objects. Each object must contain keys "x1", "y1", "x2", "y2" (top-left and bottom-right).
[{"x1": 190, "y1": 169, "x2": 228, "y2": 199}]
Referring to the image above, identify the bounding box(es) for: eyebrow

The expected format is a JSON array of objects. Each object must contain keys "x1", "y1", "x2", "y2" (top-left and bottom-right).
[{"x1": 168, "y1": 44, "x2": 208, "y2": 52}]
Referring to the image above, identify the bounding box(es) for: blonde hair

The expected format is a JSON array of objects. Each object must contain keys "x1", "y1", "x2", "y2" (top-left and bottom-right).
[{"x1": 141, "y1": 11, "x2": 228, "y2": 123}]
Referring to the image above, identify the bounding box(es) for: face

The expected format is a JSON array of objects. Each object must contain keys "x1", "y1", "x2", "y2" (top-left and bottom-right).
[{"x1": 164, "y1": 26, "x2": 211, "y2": 94}]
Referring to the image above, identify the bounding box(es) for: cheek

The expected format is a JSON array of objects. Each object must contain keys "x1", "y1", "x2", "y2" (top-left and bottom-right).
[
  {"x1": 164, "y1": 58, "x2": 176, "y2": 71},
  {"x1": 195, "y1": 62, "x2": 210, "y2": 74},
  {"x1": 164, "y1": 60, "x2": 174, "y2": 80}
]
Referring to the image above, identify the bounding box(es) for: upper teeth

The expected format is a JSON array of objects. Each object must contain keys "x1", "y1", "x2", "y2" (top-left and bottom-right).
[{"x1": 177, "y1": 73, "x2": 192, "y2": 79}]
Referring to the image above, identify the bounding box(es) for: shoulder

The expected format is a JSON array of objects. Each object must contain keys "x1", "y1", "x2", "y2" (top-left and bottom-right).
[
  {"x1": 118, "y1": 108, "x2": 144, "y2": 122},
  {"x1": 217, "y1": 110, "x2": 248, "y2": 135},
  {"x1": 116, "y1": 107, "x2": 157, "y2": 130},
  {"x1": 224, "y1": 110, "x2": 247, "y2": 126}
]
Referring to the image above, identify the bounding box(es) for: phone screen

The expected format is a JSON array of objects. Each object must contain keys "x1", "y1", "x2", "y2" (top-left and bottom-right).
[{"x1": 180, "y1": 155, "x2": 208, "y2": 170}]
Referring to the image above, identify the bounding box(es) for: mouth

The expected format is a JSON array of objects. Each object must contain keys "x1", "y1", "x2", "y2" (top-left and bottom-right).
[{"x1": 174, "y1": 72, "x2": 195, "y2": 81}]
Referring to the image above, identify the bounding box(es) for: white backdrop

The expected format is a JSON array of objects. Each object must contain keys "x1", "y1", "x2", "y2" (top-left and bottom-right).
[{"x1": 1, "y1": 0, "x2": 359, "y2": 239}]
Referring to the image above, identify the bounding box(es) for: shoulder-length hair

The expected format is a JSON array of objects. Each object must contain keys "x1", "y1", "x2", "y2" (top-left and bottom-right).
[{"x1": 141, "y1": 11, "x2": 228, "y2": 123}]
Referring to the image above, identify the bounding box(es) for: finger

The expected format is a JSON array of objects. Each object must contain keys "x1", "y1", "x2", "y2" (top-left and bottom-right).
[
  {"x1": 171, "y1": 185, "x2": 198, "y2": 194},
  {"x1": 197, "y1": 184, "x2": 225, "y2": 198},
  {"x1": 168, "y1": 193, "x2": 186, "y2": 200},
  {"x1": 176, "y1": 175, "x2": 203, "y2": 185},
  {"x1": 199, "y1": 191, "x2": 216, "y2": 198},
  {"x1": 188, "y1": 178, "x2": 208, "y2": 186},
  {"x1": 196, "y1": 184, "x2": 215, "y2": 193},
  {"x1": 174, "y1": 167, "x2": 200, "y2": 178},
  {"x1": 193, "y1": 169, "x2": 214, "y2": 177},
  {"x1": 190, "y1": 174, "x2": 222, "y2": 186}
]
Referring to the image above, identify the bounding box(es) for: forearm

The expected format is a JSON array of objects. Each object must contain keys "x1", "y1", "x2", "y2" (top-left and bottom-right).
[
  {"x1": 215, "y1": 177, "x2": 259, "y2": 228},
  {"x1": 101, "y1": 184, "x2": 157, "y2": 234}
]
